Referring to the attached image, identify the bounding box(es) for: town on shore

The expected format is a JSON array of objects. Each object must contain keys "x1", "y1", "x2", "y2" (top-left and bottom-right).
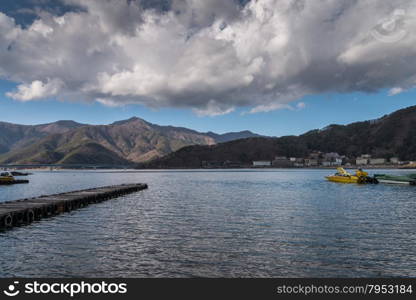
[
  {"x1": 1, "y1": 152, "x2": 415, "y2": 171},
  {"x1": 203, "y1": 152, "x2": 415, "y2": 169}
]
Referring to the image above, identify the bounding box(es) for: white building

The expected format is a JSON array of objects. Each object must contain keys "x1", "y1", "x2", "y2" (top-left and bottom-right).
[{"x1": 356, "y1": 158, "x2": 368, "y2": 165}]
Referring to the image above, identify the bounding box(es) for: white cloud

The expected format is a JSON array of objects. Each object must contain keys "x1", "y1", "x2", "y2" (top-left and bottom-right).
[
  {"x1": 193, "y1": 99, "x2": 235, "y2": 117},
  {"x1": 1, "y1": 0, "x2": 416, "y2": 115},
  {"x1": 6, "y1": 78, "x2": 64, "y2": 101},
  {"x1": 95, "y1": 98, "x2": 123, "y2": 107},
  {"x1": 30, "y1": 19, "x2": 54, "y2": 37},
  {"x1": 388, "y1": 87, "x2": 405, "y2": 96}
]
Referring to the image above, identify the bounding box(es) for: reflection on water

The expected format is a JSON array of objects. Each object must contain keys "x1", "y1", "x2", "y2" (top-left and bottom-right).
[{"x1": 0, "y1": 169, "x2": 415, "y2": 277}]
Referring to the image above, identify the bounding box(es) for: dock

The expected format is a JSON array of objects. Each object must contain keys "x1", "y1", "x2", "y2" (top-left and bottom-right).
[
  {"x1": 0, "y1": 183, "x2": 148, "y2": 230},
  {"x1": 0, "y1": 179, "x2": 29, "y2": 185}
]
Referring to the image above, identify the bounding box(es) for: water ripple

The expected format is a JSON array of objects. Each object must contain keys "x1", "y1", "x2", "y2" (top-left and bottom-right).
[{"x1": 0, "y1": 169, "x2": 415, "y2": 277}]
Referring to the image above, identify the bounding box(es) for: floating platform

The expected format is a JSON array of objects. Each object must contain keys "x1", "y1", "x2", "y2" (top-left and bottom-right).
[
  {"x1": 0, "y1": 179, "x2": 29, "y2": 185},
  {"x1": 0, "y1": 183, "x2": 148, "y2": 230}
]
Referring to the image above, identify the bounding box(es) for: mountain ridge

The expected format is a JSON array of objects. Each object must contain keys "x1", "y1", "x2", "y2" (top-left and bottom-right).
[
  {"x1": 0, "y1": 120, "x2": 86, "y2": 155},
  {"x1": 0, "y1": 117, "x2": 261, "y2": 165},
  {"x1": 143, "y1": 105, "x2": 416, "y2": 168},
  {"x1": 4, "y1": 105, "x2": 415, "y2": 167},
  {"x1": 204, "y1": 130, "x2": 262, "y2": 143}
]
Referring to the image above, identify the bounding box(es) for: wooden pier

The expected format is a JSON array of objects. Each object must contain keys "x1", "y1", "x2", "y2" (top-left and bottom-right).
[{"x1": 0, "y1": 183, "x2": 148, "y2": 230}]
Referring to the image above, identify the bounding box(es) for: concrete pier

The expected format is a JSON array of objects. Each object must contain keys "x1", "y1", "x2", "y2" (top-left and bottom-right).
[
  {"x1": 0, "y1": 179, "x2": 29, "y2": 185},
  {"x1": 0, "y1": 183, "x2": 148, "y2": 230}
]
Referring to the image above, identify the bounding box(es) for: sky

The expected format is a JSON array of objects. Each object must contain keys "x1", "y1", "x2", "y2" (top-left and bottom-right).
[{"x1": 0, "y1": 0, "x2": 415, "y2": 136}]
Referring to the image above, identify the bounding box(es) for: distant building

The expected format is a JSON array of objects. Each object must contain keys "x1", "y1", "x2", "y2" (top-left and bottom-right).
[
  {"x1": 389, "y1": 157, "x2": 399, "y2": 164},
  {"x1": 322, "y1": 161, "x2": 332, "y2": 167},
  {"x1": 309, "y1": 152, "x2": 322, "y2": 160},
  {"x1": 253, "y1": 161, "x2": 271, "y2": 167},
  {"x1": 289, "y1": 157, "x2": 297, "y2": 162},
  {"x1": 323, "y1": 152, "x2": 341, "y2": 160},
  {"x1": 360, "y1": 154, "x2": 372, "y2": 159},
  {"x1": 305, "y1": 159, "x2": 318, "y2": 167},
  {"x1": 322, "y1": 153, "x2": 343, "y2": 167},
  {"x1": 331, "y1": 158, "x2": 343, "y2": 166},
  {"x1": 369, "y1": 158, "x2": 386, "y2": 165},
  {"x1": 223, "y1": 161, "x2": 243, "y2": 168},
  {"x1": 272, "y1": 157, "x2": 292, "y2": 168},
  {"x1": 356, "y1": 158, "x2": 368, "y2": 165}
]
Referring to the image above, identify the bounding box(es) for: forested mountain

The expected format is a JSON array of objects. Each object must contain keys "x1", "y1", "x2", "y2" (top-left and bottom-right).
[{"x1": 144, "y1": 106, "x2": 416, "y2": 168}]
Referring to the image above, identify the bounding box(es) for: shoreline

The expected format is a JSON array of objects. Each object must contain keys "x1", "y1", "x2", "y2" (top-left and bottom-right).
[{"x1": 9, "y1": 166, "x2": 416, "y2": 172}]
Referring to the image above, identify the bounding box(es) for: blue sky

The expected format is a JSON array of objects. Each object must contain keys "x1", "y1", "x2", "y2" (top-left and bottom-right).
[
  {"x1": 0, "y1": 1, "x2": 415, "y2": 137},
  {"x1": 1, "y1": 79, "x2": 414, "y2": 136}
]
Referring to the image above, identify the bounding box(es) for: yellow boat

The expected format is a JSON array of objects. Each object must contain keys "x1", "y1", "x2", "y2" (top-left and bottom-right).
[
  {"x1": 0, "y1": 171, "x2": 15, "y2": 183},
  {"x1": 326, "y1": 168, "x2": 370, "y2": 184}
]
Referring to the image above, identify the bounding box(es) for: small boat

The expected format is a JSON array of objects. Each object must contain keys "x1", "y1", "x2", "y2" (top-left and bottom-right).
[
  {"x1": 0, "y1": 171, "x2": 29, "y2": 185},
  {"x1": 326, "y1": 168, "x2": 378, "y2": 184},
  {"x1": 0, "y1": 171, "x2": 15, "y2": 183},
  {"x1": 374, "y1": 174, "x2": 416, "y2": 185},
  {"x1": 11, "y1": 171, "x2": 32, "y2": 176}
]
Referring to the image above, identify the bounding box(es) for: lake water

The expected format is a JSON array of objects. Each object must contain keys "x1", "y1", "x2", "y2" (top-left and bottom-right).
[{"x1": 0, "y1": 169, "x2": 415, "y2": 277}]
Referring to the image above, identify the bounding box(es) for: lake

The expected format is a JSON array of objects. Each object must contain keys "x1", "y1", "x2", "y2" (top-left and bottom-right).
[{"x1": 0, "y1": 169, "x2": 415, "y2": 277}]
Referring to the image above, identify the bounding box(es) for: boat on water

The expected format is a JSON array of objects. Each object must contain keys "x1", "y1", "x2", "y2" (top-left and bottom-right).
[
  {"x1": 0, "y1": 171, "x2": 29, "y2": 185},
  {"x1": 0, "y1": 171, "x2": 15, "y2": 183},
  {"x1": 326, "y1": 168, "x2": 378, "y2": 184},
  {"x1": 374, "y1": 174, "x2": 416, "y2": 185},
  {"x1": 10, "y1": 171, "x2": 32, "y2": 176}
]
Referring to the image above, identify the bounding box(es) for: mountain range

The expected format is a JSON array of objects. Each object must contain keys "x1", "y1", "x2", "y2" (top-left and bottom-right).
[
  {"x1": 2, "y1": 105, "x2": 415, "y2": 167},
  {"x1": 144, "y1": 105, "x2": 416, "y2": 168},
  {"x1": 0, "y1": 117, "x2": 260, "y2": 165}
]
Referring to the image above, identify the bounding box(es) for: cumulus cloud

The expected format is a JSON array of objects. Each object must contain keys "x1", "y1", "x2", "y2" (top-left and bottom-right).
[
  {"x1": 1, "y1": 0, "x2": 416, "y2": 115},
  {"x1": 6, "y1": 78, "x2": 64, "y2": 101}
]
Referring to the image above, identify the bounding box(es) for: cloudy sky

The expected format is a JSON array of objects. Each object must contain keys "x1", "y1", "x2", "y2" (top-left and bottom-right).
[{"x1": 0, "y1": 0, "x2": 415, "y2": 135}]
